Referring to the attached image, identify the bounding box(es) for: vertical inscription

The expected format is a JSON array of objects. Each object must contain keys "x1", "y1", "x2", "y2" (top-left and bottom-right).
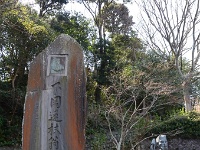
[
  {"x1": 48, "y1": 82, "x2": 62, "y2": 150},
  {"x1": 23, "y1": 35, "x2": 86, "y2": 150}
]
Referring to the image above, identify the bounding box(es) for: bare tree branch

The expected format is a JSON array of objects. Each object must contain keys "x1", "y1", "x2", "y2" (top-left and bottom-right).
[{"x1": 139, "y1": 0, "x2": 200, "y2": 111}]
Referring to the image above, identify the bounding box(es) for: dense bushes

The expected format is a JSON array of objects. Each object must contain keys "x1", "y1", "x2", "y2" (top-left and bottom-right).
[
  {"x1": 0, "y1": 81, "x2": 24, "y2": 146},
  {"x1": 0, "y1": 115, "x2": 22, "y2": 146},
  {"x1": 149, "y1": 111, "x2": 200, "y2": 139},
  {"x1": 85, "y1": 103, "x2": 200, "y2": 149}
]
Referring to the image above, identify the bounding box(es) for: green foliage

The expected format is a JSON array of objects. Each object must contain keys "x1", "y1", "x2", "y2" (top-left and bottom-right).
[
  {"x1": 0, "y1": 4, "x2": 53, "y2": 146},
  {"x1": 90, "y1": 132, "x2": 107, "y2": 150},
  {"x1": 101, "y1": 2, "x2": 134, "y2": 35},
  {"x1": 86, "y1": 103, "x2": 109, "y2": 132},
  {"x1": 86, "y1": 69, "x2": 98, "y2": 102},
  {"x1": 0, "y1": 0, "x2": 197, "y2": 148},
  {"x1": 36, "y1": 0, "x2": 68, "y2": 17},
  {"x1": 2, "y1": 5, "x2": 53, "y2": 58},
  {"x1": 0, "y1": 119, "x2": 22, "y2": 146},
  {"x1": 0, "y1": 81, "x2": 12, "y2": 99},
  {"x1": 111, "y1": 33, "x2": 143, "y2": 70},
  {"x1": 149, "y1": 111, "x2": 200, "y2": 139},
  {"x1": 1, "y1": 4, "x2": 54, "y2": 86},
  {"x1": 94, "y1": 40, "x2": 116, "y2": 85},
  {"x1": 0, "y1": 83, "x2": 23, "y2": 146},
  {"x1": 86, "y1": 103, "x2": 110, "y2": 149},
  {"x1": 50, "y1": 11, "x2": 94, "y2": 51}
]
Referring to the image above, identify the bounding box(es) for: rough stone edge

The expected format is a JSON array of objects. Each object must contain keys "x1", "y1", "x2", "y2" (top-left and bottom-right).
[{"x1": 21, "y1": 34, "x2": 86, "y2": 149}]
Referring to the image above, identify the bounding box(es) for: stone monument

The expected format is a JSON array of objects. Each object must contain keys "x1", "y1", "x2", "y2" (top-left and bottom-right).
[{"x1": 22, "y1": 34, "x2": 87, "y2": 150}]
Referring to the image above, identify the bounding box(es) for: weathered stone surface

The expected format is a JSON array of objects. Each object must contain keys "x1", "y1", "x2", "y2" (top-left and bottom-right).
[{"x1": 22, "y1": 34, "x2": 87, "y2": 150}]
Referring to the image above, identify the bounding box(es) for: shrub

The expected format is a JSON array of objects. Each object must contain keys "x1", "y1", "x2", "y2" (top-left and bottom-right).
[{"x1": 148, "y1": 111, "x2": 200, "y2": 138}]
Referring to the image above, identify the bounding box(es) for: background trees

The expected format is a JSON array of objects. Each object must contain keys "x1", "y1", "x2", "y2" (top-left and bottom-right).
[
  {"x1": 0, "y1": 3, "x2": 54, "y2": 145},
  {"x1": 0, "y1": 0, "x2": 200, "y2": 148},
  {"x1": 83, "y1": 0, "x2": 135, "y2": 102},
  {"x1": 50, "y1": 11, "x2": 94, "y2": 51},
  {"x1": 139, "y1": 0, "x2": 200, "y2": 112},
  {"x1": 102, "y1": 2, "x2": 133, "y2": 35},
  {"x1": 1, "y1": 5, "x2": 53, "y2": 88},
  {"x1": 36, "y1": 0, "x2": 69, "y2": 17}
]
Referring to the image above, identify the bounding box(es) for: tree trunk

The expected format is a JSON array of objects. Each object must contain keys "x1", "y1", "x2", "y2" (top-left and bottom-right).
[
  {"x1": 39, "y1": 1, "x2": 45, "y2": 17},
  {"x1": 182, "y1": 80, "x2": 192, "y2": 112},
  {"x1": 117, "y1": 144, "x2": 121, "y2": 150},
  {"x1": 94, "y1": 0, "x2": 105, "y2": 103},
  {"x1": 117, "y1": 139, "x2": 122, "y2": 150}
]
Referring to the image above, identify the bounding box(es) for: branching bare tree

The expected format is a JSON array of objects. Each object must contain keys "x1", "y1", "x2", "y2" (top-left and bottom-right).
[
  {"x1": 138, "y1": 0, "x2": 200, "y2": 111},
  {"x1": 102, "y1": 71, "x2": 177, "y2": 150}
]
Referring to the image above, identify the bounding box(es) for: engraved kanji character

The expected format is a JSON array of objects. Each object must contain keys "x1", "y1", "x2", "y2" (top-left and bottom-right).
[
  {"x1": 48, "y1": 135, "x2": 59, "y2": 150},
  {"x1": 54, "y1": 123, "x2": 61, "y2": 134},
  {"x1": 49, "y1": 111, "x2": 62, "y2": 122},
  {"x1": 51, "y1": 97, "x2": 61, "y2": 109},
  {"x1": 52, "y1": 82, "x2": 62, "y2": 97},
  {"x1": 48, "y1": 122, "x2": 53, "y2": 136}
]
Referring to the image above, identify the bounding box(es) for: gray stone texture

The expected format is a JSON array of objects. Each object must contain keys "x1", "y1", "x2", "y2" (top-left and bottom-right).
[{"x1": 22, "y1": 34, "x2": 87, "y2": 150}]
